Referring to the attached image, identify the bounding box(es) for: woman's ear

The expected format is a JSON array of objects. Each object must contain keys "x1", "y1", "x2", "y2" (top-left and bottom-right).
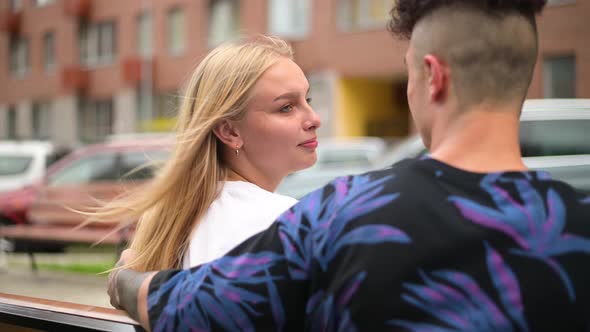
[{"x1": 212, "y1": 120, "x2": 243, "y2": 148}]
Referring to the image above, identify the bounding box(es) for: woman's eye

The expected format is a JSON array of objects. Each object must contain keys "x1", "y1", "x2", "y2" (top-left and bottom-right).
[
  {"x1": 280, "y1": 104, "x2": 294, "y2": 113},
  {"x1": 306, "y1": 97, "x2": 312, "y2": 105}
]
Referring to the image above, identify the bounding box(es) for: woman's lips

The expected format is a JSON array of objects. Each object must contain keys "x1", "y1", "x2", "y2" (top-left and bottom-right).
[{"x1": 299, "y1": 139, "x2": 318, "y2": 149}]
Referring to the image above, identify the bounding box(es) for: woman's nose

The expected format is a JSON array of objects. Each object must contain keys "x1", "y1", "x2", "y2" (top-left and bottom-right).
[{"x1": 304, "y1": 107, "x2": 321, "y2": 131}]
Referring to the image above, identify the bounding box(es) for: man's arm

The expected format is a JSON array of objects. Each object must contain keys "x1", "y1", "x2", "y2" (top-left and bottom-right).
[
  {"x1": 108, "y1": 206, "x2": 316, "y2": 331},
  {"x1": 108, "y1": 249, "x2": 156, "y2": 330},
  {"x1": 109, "y1": 174, "x2": 401, "y2": 331},
  {"x1": 113, "y1": 269, "x2": 155, "y2": 329}
]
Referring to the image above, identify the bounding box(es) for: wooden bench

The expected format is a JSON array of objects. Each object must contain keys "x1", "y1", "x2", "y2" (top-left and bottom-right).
[
  {"x1": 0, "y1": 224, "x2": 132, "y2": 271},
  {"x1": 0, "y1": 292, "x2": 142, "y2": 331}
]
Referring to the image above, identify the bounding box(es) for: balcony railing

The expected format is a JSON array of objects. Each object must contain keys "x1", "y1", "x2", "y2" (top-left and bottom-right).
[
  {"x1": 0, "y1": 292, "x2": 142, "y2": 331},
  {"x1": 61, "y1": 66, "x2": 89, "y2": 93},
  {"x1": 63, "y1": 0, "x2": 92, "y2": 19},
  {"x1": 0, "y1": 11, "x2": 21, "y2": 34},
  {"x1": 121, "y1": 56, "x2": 156, "y2": 86}
]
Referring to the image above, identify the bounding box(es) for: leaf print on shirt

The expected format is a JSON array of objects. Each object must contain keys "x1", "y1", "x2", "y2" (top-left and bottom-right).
[
  {"x1": 449, "y1": 174, "x2": 590, "y2": 300},
  {"x1": 390, "y1": 244, "x2": 528, "y2": 332},
  {"x1": 277, "y1": 174, "x2": 411, "y2": 278},
  {"x1": 148, "y1": 252, "x2": 285, "y2": 332},
  {"x1": 305, "y1": 271, "x2": 366, "y2": 332}
]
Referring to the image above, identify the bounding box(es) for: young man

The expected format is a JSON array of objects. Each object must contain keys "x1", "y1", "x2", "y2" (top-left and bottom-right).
[{"x1": 110, "y1": 0, "x2": 590, "y2": 331}]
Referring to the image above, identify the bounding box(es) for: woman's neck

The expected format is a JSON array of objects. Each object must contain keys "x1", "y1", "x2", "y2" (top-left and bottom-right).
[
  {"x1": 226, "y1": 168, "x2": 250, "y2": 182},
  {"x1": 225, "y1": 168, "x2": 280, "y2": 193}
]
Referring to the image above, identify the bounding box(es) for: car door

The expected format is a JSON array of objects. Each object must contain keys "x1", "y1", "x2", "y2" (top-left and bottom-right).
[
  {"x1": 28, "y1": 151, "x2": 120, "y2": 227},
  {"x1": 520, "y1": 117, "x2": 590, "y2": 193}
]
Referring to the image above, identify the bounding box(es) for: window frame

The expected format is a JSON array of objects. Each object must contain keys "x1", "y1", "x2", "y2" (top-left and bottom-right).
[
  {"x1": 31, "y1": 101, "x2": 52, "y2": 140},
  {"x1": 6, "y1": 106, "x2": 18, "y2": 140},
  {"x1": 337, "y1": 0, "x2": 394, "y2": 32},
  {"x1": 78, "y1": 99, "x2": 114, "y2": 143},
  {"x1": 268, "y1": 0, "x2": 310, "y2": 39},
  {"x1": 79, "y1": 21, "x2": 117, "y2": 67},
  {"x1": 543, "y1": 54, "x2": 576, "y2": 98},
  {"x1": 43, "y1": 31, "x2": 56, "y2": 72},
  {"x1": 167, "y1": 7, "x2": 185, "y2": 56},
  {"x1": 137, "y1": 11, "x2": 153, "y2": 57},
  {"x1": 9, "y1": 36, "x2": 29, "y2": 78},
  {"x1": 207, "y1": 0, "x2": 240, "y2": 47}
]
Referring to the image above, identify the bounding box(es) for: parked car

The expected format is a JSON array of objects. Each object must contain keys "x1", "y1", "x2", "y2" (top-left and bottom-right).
[
  {"x1": 278, "y1": 99, "x2": 590, "y2": 198},
  {"x1": 26, "y1": 139, "x2": 171, "y2": 227},
  {"x1": 0, "y1": 138, "x2": 170, "y2": 252},
  {"x1": 0, "y1": 141, "x2": 69, "y2": 194},
  {"x1": 376, "y1": 98, "x2": 590, "y2": 192},
  {"x1": 277, "y1": 136, "x2": 387, "y2": 198}
]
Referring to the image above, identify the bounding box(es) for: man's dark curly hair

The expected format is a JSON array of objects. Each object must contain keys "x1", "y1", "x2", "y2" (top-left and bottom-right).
[{"x1": 388, "y1": 0, "x2": 547, "y2": 39}]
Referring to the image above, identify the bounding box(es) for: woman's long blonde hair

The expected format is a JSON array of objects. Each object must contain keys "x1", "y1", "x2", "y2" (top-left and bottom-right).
[{"x1": 92, "y1": 36, "x2": 293, "y2": 271}]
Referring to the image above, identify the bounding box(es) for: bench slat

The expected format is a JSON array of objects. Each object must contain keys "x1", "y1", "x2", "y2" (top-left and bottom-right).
[{"x1": 0, "y1": 225, "x2": 131, "y2": 245}]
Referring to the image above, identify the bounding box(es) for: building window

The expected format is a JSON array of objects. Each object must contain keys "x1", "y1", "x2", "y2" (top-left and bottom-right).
[
  {"x1": 80, "y1": 21, "x2": 116, "y2": 66},
  {"x1": 6, "y1": 106, "x2": 18, "y2": 139},
  {"x1": 138, "y1": 12, "x2": 153, "y2": 57},
  {"x1": 208, "y1": 0, "x2": 239, "y2": 47},
  {"x1": 34, "y1": 0, "x2": 54, "y2": 7},
  {"x1": 338, "y1": 0, "x2": 394, "y2": 31},
  {"x1": 10, "y1": 0, "x2": 22, "y2": 11},
  {"x1": 167, "y1": 8, "x2": 185, "y2": 55},
  {"x1": 9, "y1": 36, "x2": 28, "y2": 77},
  {"x1": 78, "y1": 99, "x2": 114, "y2": 142},
  {"x1": 32, "y1": 102, "x2": 52, "y2": 140},
  {"x1": 547, "y1": 0, "x2": 575, "y2": 5},
  {"x1": 544, "y1": 55, "x2": 576, "y2": 98},
  {"x1": 268, "y1": 0, "x2": 309, "y2": 39},
  {"x1": 43, "y1": 31, "x2": 55, "y2": 72}
]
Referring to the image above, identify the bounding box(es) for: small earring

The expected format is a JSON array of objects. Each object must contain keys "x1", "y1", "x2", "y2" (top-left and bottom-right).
[{"x1": 235, "y1": 145, "x2": 240, "y2": 157}]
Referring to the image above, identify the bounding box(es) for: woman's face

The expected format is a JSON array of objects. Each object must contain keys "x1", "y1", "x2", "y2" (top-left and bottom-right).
[{"x1": 235, "y1": 57, "x2": 321, "y2": 181}]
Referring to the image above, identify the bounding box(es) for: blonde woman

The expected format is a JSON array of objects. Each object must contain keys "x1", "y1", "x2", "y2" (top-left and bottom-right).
[{"x1": 96, "y1": 36, "x2": 320, "y2": 271}]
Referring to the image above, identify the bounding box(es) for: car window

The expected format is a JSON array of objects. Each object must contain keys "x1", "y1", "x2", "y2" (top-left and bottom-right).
[
  {"x1": 47, "y1": 153, "x2": 118, "y2": 186},
  {"x1": 319, "y1": 149, "x2": 372, "y2": 167},
  {"x1": 119, "y1": 150, "x2": 169, "y2": 180},
  {"x1": 0, "y1": 155, "x2": 33, "y2": 176},
  {"x1": 520, "y1": 119, "x2": 590, "y2": 157},
  {"x1": 45, "y1": 148, "x2": 71, "y2": 169}
]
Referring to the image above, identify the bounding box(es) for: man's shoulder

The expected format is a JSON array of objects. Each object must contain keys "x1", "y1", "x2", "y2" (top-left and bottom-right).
[{"x1": 358, "y1": 158, "x2": 420, "y2": 181}]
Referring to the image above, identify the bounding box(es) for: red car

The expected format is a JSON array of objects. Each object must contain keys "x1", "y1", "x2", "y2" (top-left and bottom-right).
[{"x1": 0, "y1": 138, "x2": 170, "y2": 252}]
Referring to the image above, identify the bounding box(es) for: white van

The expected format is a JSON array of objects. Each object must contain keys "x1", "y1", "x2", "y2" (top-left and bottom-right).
[{"x1": 0, "y1": 141, "x2": 66, "y2": 193}]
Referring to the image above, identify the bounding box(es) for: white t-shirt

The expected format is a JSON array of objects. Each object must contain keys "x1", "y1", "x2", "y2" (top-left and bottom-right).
[{"x1": 182, "y1": 181, "x2": 297, "y2": 268}]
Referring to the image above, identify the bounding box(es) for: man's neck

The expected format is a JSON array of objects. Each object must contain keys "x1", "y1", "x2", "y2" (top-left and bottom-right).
[{"x1": 429, "y1": 104, "x2": 527, "y2": 173}]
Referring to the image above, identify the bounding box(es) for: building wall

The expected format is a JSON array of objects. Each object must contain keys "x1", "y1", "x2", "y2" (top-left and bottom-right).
[
  {"x1": 529, "y1": 1, "x2": 590, "y2": 98},
  {"x1": 0, "y1": 0, "x2": 587, "y2": 147},
  {"x1": 291, "y1": 0, "x2": 408, "y2": 77}
]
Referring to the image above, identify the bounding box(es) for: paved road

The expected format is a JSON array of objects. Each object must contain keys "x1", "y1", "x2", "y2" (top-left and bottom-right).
[{"x1": 0, "y1": 252, "x2": 113, "y2": 308}]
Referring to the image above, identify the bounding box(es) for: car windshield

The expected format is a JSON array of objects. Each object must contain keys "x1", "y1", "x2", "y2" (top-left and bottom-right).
[{"x1": 0, "y1": 155, "x2": 33, "y2": 176}]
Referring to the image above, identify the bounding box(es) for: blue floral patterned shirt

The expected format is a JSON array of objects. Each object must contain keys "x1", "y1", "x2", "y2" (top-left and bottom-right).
[{"x1": 147, "y1": 157, "x2": 590, "y2": 331}]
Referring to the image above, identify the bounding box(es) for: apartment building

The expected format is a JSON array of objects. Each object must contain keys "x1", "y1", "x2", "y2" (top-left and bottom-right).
[{"x1": 0, "y1": 0, "x2": 587, "y2": 147}]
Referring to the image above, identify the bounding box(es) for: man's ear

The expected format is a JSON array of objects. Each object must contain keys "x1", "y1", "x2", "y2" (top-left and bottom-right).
[
  {"x1": 423, "y1": 54, "x2": 448, "y2": 102},
  {"x1": 212, "y1": 120, "x2": 243, "y2": 149}
]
